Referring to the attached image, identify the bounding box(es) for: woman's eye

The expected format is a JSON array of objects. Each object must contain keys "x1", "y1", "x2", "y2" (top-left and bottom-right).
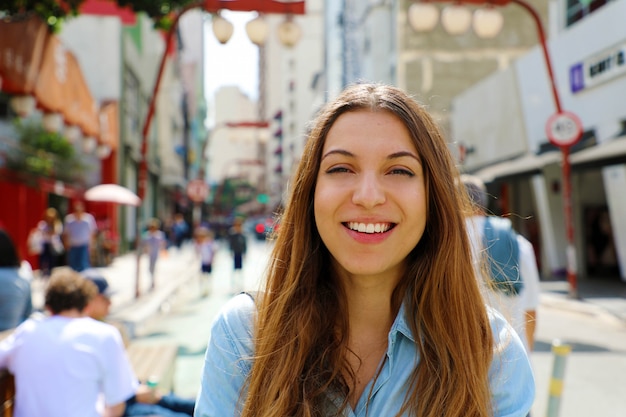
[
  {"x1": 326, "y1": 166, "x2": 351, "y2": 174},
  {"x1": 389, "y1": 168, "x2": 415, "y2": 177}
]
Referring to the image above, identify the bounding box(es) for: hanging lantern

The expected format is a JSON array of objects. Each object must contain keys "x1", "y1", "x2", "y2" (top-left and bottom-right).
[
  {"x1": 408, "y1": 3, "x2": 440, "y2": 32},
  {"x1": 83, "y1": 136, "x2": 98, "y2": 154},
  {"x1": 277, "y1": 15, "x2": 302, "y2": 48},
  {"x1": 441, "y1": 4, "x2": 472, "y2": 35},
  {"x1": 9, "y1": 95, "x2": 36, "y2": 118},
  {"x1": 212, "y1": 13, "x2": 234, "y2": 44},
  {"x1": 245, "y1": 14, "x2": 269, "y2": 46},
  {"x1": 42, "y1": 112, "x2": 63, "y2": 133},
  {"x1": 473, "y1": 7, "x2": 504, "y2": 39},
  {"x1": 96, "y1": 144, "x2": 112, "y2": 159},
  {"x1": 64, "y1": 125, "x2": 82, "y2": 144}
]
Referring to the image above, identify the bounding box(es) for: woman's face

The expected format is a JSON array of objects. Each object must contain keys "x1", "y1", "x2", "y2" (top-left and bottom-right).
[{"x1": 314, "y1": 110, "x2": 427, "y2": 286}]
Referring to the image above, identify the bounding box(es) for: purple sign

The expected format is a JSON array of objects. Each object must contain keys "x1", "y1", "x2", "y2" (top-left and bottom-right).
[{"x1": 570, "y1": 63, "x2": 585, "y2": 93}]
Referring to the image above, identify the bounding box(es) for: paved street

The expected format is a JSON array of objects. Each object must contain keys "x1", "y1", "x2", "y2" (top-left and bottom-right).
[
  {"x1": 113, "y1": 236, "x2": 274, "y2": 398},
  {"x1": 30, "y1": 236, "x2": 626, "y2": 411}
]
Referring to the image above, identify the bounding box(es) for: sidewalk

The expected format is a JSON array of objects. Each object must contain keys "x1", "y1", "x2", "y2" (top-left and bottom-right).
[
  {"x1": 539, "y1": 275, "x2": 626, "y2": 325},
  {"x1": 31, "y1": 242, "x2": 199, "y2": 338},
  {"x1": 31, "y1": 244, "x2": 626, "y2": 336}
]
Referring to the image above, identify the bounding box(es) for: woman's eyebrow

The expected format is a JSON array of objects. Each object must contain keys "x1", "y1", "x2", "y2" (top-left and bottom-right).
[
  {"x1": 321, "y1": 149, "x2": 421, "y2": 162},
  {"x1": 321, "y1": 149, "x2": 354, "y2": 160},
  {"x1": 387, "y1": 151, "x2": 420, "y2": 162}
]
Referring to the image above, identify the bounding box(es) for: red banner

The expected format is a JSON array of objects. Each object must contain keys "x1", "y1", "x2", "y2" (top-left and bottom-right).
[
  {"x1": 80, "y1": 0, "x2": 137, "y2": 25},
  {"x1": 203, "y1": 0, "x2": 305, "y2": 14}
]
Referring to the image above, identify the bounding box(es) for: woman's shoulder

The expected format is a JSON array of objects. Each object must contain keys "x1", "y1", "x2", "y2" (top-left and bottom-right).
[
  {"x1": 215, "y1": 293, "x2": 257, "y2": 330},
  {"x1": 209, "y1": 293, "x2": 257, "y2": 361},
  {"x1": 486, "y1": 305, "x2": 526, "y2": 354}
]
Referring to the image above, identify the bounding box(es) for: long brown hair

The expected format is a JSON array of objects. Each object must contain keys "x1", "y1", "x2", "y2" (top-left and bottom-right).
[{"x1": 242, "y1": 83, "x2": 493, "y2": 417}]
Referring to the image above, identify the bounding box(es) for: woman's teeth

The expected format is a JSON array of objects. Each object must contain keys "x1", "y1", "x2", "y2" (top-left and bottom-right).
[{"x1": 347, "y1": 222, "x2": 391, "y2": 234}]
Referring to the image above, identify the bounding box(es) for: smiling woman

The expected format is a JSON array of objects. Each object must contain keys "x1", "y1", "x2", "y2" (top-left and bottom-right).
[{"x1": 195, "y1": 83, "x2": 535, "y2": 417}]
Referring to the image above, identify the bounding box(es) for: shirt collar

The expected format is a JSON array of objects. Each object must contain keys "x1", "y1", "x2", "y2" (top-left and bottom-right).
[{"x1": 389, "y1": 301, "x2": 416, "y2": 345}]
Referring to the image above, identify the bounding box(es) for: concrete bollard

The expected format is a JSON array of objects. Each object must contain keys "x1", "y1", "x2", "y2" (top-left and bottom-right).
[{"x1": 546, "y1": 339, "x2": 572, "y2": 417}]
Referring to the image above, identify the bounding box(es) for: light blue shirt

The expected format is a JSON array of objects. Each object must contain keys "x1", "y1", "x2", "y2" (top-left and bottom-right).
[
  {"x1": 195, "y1": 294, "x2": 534, "y2": 416},
  {"x1": 0, "y1": 263, "x2": 33, "y2": 332},
  {"x1": 64, "y1": 213, "x2": 97, "y2": 247}
]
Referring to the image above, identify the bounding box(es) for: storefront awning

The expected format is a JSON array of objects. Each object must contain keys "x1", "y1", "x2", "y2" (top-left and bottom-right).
[
  {"x1": 0, "y1": 16, "x2": 48, "y2": 94},
  {"x1": 1, "y1": 16, "x2": 101, "y2": 141},
  {"x1": 471, "y1": 151, "x2": 562, "y2": 183},
  {"x1": 570, "y1": 136, "x2": 626, "y2": 170}
]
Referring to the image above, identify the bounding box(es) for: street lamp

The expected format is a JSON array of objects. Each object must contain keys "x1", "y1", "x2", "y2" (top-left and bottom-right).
[
  {"x1": 408, "y1": 0, "x2": 583, "y2": 298},
  {"x1": 133, "y1": 1, "x2": 304, "y2": 298}
]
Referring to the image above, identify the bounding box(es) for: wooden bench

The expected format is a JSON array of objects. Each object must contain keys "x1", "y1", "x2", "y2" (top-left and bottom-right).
[
  {"x1": 126, "y1": 342, "x2": 179, "y2": 394},
  {"x1": 0, "y1": 370, "x2": 14, "y2": 417},
  {"x1": 0, "y1": 330, "x2": 14, "y2": 417}
]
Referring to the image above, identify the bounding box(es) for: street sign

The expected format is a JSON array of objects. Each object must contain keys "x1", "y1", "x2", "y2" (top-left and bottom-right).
[
  {"x1": 546, "y1": 111, "x2": 583, "y2": 147},
  {"x1": 186, "y1": 179, "x2": 208, "y2": 203}
]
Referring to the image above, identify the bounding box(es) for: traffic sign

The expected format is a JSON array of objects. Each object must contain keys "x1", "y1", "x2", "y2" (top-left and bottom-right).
[
  {"x1": 186, "y1": 179, "x2": 208, "y2": 203},
  {"x1": 546, "y1": 111, "x2": 583, "y2": 147}
]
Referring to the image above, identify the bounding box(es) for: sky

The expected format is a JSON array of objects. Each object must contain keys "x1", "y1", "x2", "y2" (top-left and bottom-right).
[{"x1": 204, "y1": 11, "x2": 259, "y2": 104}]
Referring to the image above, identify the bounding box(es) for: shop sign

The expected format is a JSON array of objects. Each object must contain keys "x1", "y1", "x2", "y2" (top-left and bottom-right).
[{"x1": 570, "y1": 42, "x2": 626, "y2": 93}]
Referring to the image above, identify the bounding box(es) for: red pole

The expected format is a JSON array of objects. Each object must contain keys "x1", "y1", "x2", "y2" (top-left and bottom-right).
[
  {"x1": 133, "y1": 2, "x2": 304, "y2": 298},
  {"x1": 511, "y1": 0, "x2": 578, "y2": 297},
  {"x1": 135, "y1": 0, "x2": 203, "y2": 298},
  {"x1": 510, "y1": 0, "x2": 561, "y2": 113},
  {"x1": 138, "y1": 0, "x2": 204, "y2": 202},
  {"x1": 452, "y1": 0, "x2": 579, "y2": 296},
  {"x1": 561, "y1": 146, "x2": 578, "y2": 297}
]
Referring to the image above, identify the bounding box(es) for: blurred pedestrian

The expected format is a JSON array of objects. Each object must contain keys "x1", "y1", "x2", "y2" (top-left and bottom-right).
[
  {"x1": 0, "y1": 229, "x2": 33, "y2": 332},
  {"x1": 195, "y1": 83, "x2": 534, "y2": 417},
  {"x1": 194, "y1": 226, "x2": 218, "y2": 297},
  {"x1": 171, "y1": 213, "x2": 189, "y2": 250},
  {"x1": 141, "y1": 218, "x2": 166, "y2": 290},
  {"x1": 27, "y1": 207, "x2": 64, "y2": 278},
  {"x1": 63, "y1": 201, "x2": 98, "y2": 272},
  {"x1": 83, "y1": 271, "x2": 195, "y2": 416},
  {"x1": 0, "y1": 268, "x2": 137, "y2": 417},
  {"x1": 462, "y1": 174, "x2": 541, "y2": 352},
  {"x1": 227, "y1": 218, "x2": 246, "y2": 292}
]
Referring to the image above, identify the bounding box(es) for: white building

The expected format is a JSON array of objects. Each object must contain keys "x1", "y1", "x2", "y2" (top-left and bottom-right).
[
  {"x1": 61, "y1": 9, "x2": 202, "y2": 249},
  {"x1": 452, "y1": 0, "x2": 626, "y2": 282}
]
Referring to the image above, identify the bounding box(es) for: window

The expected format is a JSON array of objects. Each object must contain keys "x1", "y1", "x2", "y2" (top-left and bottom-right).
[{"x1": 566, "y1": 0, "x2": 614, "y2": 26}]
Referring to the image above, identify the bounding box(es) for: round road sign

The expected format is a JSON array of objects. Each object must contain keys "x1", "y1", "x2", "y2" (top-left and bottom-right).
[
  {"x1": 187, "y1": 179, "x2": 208, "y2": 203},
  {"x1": 546, "y1": 111, "x2": 583, "y2": 147}
]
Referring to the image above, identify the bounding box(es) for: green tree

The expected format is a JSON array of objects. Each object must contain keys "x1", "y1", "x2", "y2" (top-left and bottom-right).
[
  {"x1": 0, "y1": 0, "x2": 196, "y2": 31},
  {"x1": 5, "y1": 120, "x2": 88, "y2": 184}
]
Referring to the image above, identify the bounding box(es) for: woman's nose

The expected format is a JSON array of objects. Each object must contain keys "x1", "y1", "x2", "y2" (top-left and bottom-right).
[{"x1": 351, "y1": 173, "x2": 386, "y2": 208}]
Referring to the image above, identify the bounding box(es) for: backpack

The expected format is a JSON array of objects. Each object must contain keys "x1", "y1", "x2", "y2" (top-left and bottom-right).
[
  {"x1": 482, "y1": 217, "x2": 523, "y2": 297},
  {"x1": 229, "y1": 233, "x2": 246, "y2": 254}
]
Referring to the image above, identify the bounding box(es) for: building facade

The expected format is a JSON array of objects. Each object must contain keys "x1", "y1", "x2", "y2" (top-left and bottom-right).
[{"x1": 451, "y1": 0, "x2": 626, "y2": 282}]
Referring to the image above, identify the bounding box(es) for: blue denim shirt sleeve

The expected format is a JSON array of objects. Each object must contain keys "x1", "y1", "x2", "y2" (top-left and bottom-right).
[
  {"x1": 195, "y1": 294, "x2": 255, "y2": 417},
  {"x1": 488, "y1": 307, "x2": 536, "y2": 416}
]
